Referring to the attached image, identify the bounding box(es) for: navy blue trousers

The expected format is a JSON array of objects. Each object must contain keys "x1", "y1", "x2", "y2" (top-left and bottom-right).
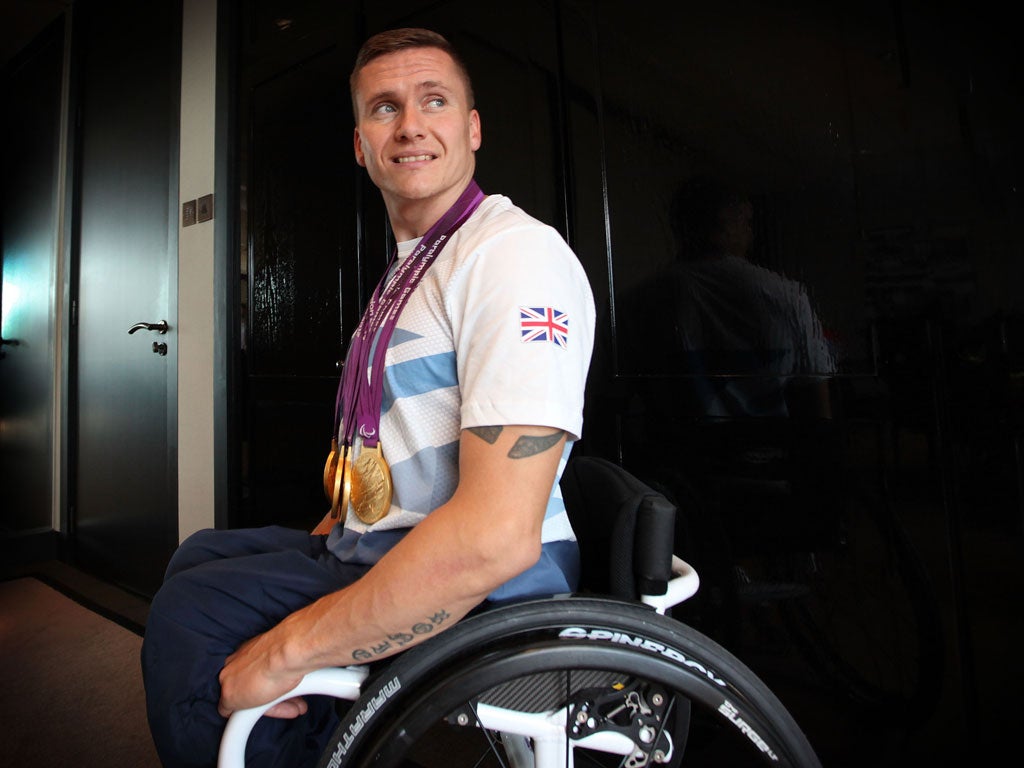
[{"x1": 141, "y1": 526, "x2": 370, "y2": 768}]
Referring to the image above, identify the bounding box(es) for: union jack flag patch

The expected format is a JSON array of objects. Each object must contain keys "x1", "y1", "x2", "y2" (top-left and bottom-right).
[{"x1": 519, "y1": 306, "x2": 569, "y2": 348}]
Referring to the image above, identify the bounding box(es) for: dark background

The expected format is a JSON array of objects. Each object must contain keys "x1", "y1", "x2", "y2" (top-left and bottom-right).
[
  {"x1": 234, "y1": 2, "x2": 1023, "y2": 764},
  {"x1": 3, "y1": 0, "x2": 1021, "y2": 765}
]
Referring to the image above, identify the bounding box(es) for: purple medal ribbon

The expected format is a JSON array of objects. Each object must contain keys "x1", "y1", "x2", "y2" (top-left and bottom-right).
[{"x1": 332, "y1": 179, "x2": 486, "y2": 452}]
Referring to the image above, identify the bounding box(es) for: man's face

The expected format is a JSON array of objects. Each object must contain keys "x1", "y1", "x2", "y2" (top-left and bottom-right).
[
  {"x1": 352, "y1": 46, "x2": 481, "y2": 216},
  {"x1": 715, "y1": 200, "x2": 754, "y2": 258}
]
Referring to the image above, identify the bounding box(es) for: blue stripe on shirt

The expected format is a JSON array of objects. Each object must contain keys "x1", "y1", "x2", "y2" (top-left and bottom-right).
[{"x1": 382, "y1": 351, "x2": 458, "y2": 414}]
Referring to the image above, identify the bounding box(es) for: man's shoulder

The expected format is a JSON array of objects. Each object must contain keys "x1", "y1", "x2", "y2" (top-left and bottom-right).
[
  {"x1": 470, "y1": 195, "x2": 559, "y2": 237},
  {"x1": 456, "y1": 194, "x2": 571, "y2": 256}
]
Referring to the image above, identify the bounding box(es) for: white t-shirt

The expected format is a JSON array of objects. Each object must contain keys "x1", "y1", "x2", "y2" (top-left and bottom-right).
[{"x1": 327, "y1": 195, "x2": 596, "y2": 600}]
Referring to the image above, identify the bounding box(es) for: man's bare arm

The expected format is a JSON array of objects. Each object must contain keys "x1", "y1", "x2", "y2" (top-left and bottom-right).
[{"x1": 218, "y1": 424, "x2": 567, "y2": 718}]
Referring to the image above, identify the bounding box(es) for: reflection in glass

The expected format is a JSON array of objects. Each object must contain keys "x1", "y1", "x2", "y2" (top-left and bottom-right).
[
  {"x1": 669, "y1": 176, "x2": 835, "y2": 417},
  {"x1": 629, "y1": 176, "x2": 837, "y2": 419}
]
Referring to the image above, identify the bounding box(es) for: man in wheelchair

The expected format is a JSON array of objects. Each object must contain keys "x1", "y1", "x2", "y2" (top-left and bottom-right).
[{"x1": 141, "y1": 27, "x2": 597, "y2": 768}]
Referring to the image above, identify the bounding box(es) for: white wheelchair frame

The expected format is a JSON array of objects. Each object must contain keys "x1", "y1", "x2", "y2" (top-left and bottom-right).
[{"x1": 218, "y1": 557, "x2": 700, "y2": 768}]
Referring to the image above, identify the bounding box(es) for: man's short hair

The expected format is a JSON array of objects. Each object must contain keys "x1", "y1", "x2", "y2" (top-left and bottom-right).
[{"x1": 349, "y1": 28, "x2": 475, "y2": 117}]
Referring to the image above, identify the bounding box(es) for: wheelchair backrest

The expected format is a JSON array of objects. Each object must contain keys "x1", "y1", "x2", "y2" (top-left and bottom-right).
[{"x1": 560, "y1": 456, "x2": 677, "y2": 601}]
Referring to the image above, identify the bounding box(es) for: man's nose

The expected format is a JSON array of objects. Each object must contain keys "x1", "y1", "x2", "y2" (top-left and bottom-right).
[{"x1": 395, "y1": 108, "x2": 425, "y2": 140}]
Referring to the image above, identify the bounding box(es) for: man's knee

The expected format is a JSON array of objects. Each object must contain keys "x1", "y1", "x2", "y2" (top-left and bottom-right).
[{"x1": 163, "y1": 528, "x2": 223, "y2": 580}]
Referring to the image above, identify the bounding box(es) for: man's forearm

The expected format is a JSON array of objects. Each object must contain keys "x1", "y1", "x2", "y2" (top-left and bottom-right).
[
  {"x1": 275, "y1": 516, "x2": 503, "y2": 673},
  {"x1": 219, "y1": 424, "x2": 564, "y2": 716}
]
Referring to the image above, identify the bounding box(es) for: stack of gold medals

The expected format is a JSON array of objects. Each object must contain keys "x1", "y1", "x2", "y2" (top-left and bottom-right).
[{"x1": 322, "y1": 180, "x2": 485, "y2": 528}]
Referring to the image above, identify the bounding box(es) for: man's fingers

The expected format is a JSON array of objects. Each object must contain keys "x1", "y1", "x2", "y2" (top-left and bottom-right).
[
  {"x1": 218, "y1": 695, "x2": 308, "y2": 721},
  {"x1": 264, "y1": 697, "x2": 309, "y2": 719}
]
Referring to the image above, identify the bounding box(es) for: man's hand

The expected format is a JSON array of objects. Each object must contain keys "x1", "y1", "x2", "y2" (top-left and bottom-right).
[{"x1": 217, "y1": 632, "x2": 307, "y2": 720}]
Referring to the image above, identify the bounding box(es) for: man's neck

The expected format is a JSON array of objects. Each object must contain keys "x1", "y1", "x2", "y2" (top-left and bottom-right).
[{"x1": 386, "y1": 182, "x2": 475, "y2": 242}]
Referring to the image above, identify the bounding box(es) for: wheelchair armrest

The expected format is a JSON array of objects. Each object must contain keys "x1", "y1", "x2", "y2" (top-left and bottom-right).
[
  {"x1": 639, "y1": 555, "x2": 700, "y2": 615},
  {"x1": 217, "y1": 666, "x2": 369, "y2": 768}
]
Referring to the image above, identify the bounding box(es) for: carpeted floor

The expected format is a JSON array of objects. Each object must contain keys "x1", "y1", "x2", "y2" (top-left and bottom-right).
[{"x1": 0, "y1": 576, "x2": 160, "y2": 767}]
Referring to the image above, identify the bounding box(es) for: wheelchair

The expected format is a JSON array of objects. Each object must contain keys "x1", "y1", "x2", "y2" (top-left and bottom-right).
[{"x1": 219, "y1": 456, "x2": 823, "y2": 767}]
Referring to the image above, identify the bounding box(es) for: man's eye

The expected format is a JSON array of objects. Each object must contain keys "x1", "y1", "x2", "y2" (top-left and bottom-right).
[
  {"x1": 373, "y1": 103, "x2": 396, "y2": 115},
  {"x1": 426, "y1": 97, "x2": 446, "y2": 108}
]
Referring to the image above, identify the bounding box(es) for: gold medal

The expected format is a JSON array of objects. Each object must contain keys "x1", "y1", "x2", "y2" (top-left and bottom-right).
[
  {"x1": 322, "y1": 440, "x2": 351, "y2": 523},
  {"x1": 350, "y1": 443, "x2": 393, "y2": 524},
  {"x1": 323, "y1": 439, "x2": 339, "y2": 501},
  {"x1": 337, "y1": 451, "x2": 352, "y2": 523}
]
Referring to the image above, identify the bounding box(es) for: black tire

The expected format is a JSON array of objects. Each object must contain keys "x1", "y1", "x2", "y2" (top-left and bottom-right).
[
  {"x1": 772, "y1": 489, "x2": 944, "y2": 724},
  {"x1": 317, "y1": 596, "x2": 822, "y2": 768}
]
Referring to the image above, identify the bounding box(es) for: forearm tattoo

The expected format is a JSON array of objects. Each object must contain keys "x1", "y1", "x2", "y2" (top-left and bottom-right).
[
  {"x1": 467, "y1": 426, "x2": 566, "y2": 458},
  {"x1": 351, "y1": 609, "x2": 453, "y2": 662}
]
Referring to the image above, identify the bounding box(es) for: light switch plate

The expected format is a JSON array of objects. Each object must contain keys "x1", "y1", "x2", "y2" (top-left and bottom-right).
[{"x1": 197, "y1": 193, "x2": 214, "y2": 223}]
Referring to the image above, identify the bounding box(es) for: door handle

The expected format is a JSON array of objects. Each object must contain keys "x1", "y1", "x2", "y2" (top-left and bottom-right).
[
  {"x1": 127, "y1": 320, "x2": 169, "y2": 335},
  {"x1": 0, "y1": 336, "x2": 19, "y2": 359}
]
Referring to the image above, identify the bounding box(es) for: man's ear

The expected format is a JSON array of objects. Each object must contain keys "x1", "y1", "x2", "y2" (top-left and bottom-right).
[
  {"x1": 469, "y1": 109, "x2": 481, "y2": 152},
  {"x1": 353, "y1": 127, "x2": 366, "y2": 167}
]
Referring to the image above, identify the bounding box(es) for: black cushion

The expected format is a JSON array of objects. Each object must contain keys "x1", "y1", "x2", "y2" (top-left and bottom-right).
[{"x1": 560, "y1": 456, "x2": 676, "y2": 600}]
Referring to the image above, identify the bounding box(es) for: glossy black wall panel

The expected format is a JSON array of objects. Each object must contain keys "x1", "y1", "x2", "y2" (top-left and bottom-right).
[
  {"x1": 238, "y1": 2, "x2": 358, "y2": 529},
  {"x1": 247, "y1": 47, "x2": 352, "y2": 377},
  {"x1": 587, "y1": 2, "x2": 863, "y2": 380}
]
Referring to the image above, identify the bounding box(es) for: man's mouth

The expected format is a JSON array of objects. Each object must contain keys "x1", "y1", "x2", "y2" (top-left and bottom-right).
[{"x1": 394, "y1": 154, "x2": 434, "y2": 164}]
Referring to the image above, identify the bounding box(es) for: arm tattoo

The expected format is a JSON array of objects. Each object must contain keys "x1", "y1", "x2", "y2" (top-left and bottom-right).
[
  {"x1": 508, "y1": 430, "x2": 565, "y2": 459},
  {"x1": 468, "y1": 425, "x2": 503, "y2": 444},
  {"x1": 351, "y1": 609, "x2": 453, "y2": 661}
]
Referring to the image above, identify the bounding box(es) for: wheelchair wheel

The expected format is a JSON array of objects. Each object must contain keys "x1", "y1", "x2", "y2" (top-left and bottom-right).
[{"x1": 317, "y1": 596, "x2": 822, "y2": 768}]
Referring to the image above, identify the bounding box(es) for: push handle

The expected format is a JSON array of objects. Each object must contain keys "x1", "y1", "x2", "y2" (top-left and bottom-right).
[
  {"x1": 633, "y1": 495, "x2": 676, "y2": 596},
  {"x1": 127, "y1": 320, "x2": 169, "y2": 335}
]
